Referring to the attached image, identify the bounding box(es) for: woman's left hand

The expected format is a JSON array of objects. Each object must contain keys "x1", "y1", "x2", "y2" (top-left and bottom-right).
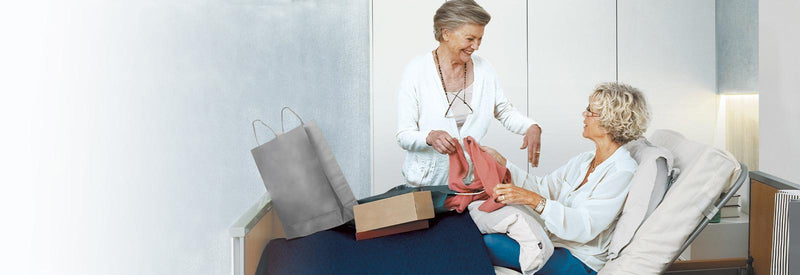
[
  {"x1": 521, "y1": 124, "x2": 542, "y2": 167},
  {"x1": 493, "y1": 183, "x2": 542, "y2": 207}
]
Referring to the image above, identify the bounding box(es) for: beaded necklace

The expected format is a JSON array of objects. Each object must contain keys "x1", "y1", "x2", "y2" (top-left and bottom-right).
[{"x1": 434, "y1": 48, "x2": 468, "y2": 105}]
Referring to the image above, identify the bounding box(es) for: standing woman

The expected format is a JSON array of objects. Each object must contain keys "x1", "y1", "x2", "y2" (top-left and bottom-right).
[{"x1": 396, "y1": 0, "x2": 541, "y2": 187}]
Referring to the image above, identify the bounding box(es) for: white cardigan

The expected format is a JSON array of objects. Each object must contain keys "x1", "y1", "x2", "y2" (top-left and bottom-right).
[
  {"x1": 396, "y1": 51, "x2": 537, "y2": 187},
  {"x1": 506, "y1": 147, "x2": 637, "y2": 271}
]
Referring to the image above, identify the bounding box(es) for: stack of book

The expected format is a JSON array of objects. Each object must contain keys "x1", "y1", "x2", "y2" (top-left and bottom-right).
[{"x1": 720, "y1": 194, "x2": 741, "y2": 218}]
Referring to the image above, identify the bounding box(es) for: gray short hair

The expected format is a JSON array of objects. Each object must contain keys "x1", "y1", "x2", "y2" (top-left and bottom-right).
[
  {"x1": 590, "y1": 82, "x2": 651, "y2": 145},
  {"x1": 433, "y1": 0, "x2": 491, "y2": 42}
]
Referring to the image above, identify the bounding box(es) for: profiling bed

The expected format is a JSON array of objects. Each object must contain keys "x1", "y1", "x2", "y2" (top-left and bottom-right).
[{"x1": 229, "y1": 129, "x2": 747, "y2": 275}]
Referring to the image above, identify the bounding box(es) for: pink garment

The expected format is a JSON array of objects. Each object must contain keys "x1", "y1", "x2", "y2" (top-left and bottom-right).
[{"x1": 444, "y1": 136, "x2": 510, "y2": 213}]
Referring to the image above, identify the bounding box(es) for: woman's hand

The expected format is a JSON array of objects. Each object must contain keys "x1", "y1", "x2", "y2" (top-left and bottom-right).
[
  {"x1": 426, "y1": 130, "x2": 459, "y2": 154},
  {"x1": 493, "y1": 183, "x2": 543, "y2": 208},
  {"x1": 521, "y1": 124, "x2": 542, "y2": 167},
  {"x1": 480, "y1": 146, "x2": 506, "y2": 167}
]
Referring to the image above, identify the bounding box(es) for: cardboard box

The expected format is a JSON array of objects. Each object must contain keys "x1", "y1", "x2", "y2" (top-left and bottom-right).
[
  {"x1": 355, "y1": 220, "x2": 430, "y2": 241},
  {"x1": 353, "y1": 191, "x2": 435, "y2": 240}
]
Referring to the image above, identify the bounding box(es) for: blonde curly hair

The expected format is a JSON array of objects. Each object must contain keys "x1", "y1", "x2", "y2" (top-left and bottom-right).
[{"x1": 589, "y1": 82, "x2": 650, "y2": 144}]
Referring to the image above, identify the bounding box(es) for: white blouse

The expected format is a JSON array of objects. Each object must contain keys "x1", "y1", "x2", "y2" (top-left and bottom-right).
[{"x1": 506, "y1": 146, "x2": 637, "y2": 271}]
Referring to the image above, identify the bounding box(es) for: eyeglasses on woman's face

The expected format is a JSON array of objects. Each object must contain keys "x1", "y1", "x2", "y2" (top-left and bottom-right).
[{"x1": 583, "y1": 105, "x2": 600, "y2": 117}]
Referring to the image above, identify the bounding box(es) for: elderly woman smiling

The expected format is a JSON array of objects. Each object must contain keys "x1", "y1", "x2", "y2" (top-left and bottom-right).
[
  {"x1": 396, "y1": 0, "x2": 541, "y2": 187},
  {"x1": 481, "y1": 82, "x2": 650, "y2": 274}
]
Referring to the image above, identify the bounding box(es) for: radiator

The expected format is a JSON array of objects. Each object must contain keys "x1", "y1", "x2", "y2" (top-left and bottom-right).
[{"x1": 771, "y1": 190, "x2": 800, "y2": 275}]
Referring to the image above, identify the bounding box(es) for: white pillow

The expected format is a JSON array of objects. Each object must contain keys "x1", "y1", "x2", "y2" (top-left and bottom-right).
[{"x1": 607, "y1": 137, "x2": 674, "y2": 260}]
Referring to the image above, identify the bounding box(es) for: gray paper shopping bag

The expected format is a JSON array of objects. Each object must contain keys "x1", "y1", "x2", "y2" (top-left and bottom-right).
[{"x1": 250, "y1": 107, "x2": 357, "y2": 239}]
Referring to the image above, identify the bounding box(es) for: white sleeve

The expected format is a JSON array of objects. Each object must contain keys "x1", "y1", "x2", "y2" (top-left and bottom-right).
[
  {"x1": 395, "y1": 63, "x2": 431, "y2": 152},
  {"x1": 487, "y1": 62, "x2": 537, "y2": 135},
  {"x1": 539, "y1": 169, "x2": 634, "y2": 244},
  {"x1": 506, "y1": 156, "x2": 574, "y2": 201}
]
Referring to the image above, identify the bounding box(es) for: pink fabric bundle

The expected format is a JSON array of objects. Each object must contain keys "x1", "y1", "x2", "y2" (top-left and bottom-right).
[{"x1": 444, "y1": 136, "x2": 510, "y2": 213}]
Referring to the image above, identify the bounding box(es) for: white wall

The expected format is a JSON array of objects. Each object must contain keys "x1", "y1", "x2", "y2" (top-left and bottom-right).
[
  {"x1": 528, "y1": 0, "x2": 616, "y2": 173},
  {"x1": 0, "y1": 0, "x2": 369, "y2": 274},
  {"x1": 618, "y1": 0, "x2": 718, "y2": 144},
  {"x1": 759, "y1": 0, "x2": 800, "y2": 184}
]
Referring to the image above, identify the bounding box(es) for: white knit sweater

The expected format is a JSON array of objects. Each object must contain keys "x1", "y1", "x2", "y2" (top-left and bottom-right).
[{"x1": 396, "y1": 51, "x2": 537, "y2": 186}]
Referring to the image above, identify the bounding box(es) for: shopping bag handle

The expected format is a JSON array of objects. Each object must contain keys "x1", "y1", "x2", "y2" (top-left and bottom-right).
[
  {"x1": 252, "y1": 119, "x2": 278, "y2": 145},
  {"x1": 281, "y1": 107, "x2": 305, "y2": 132}
]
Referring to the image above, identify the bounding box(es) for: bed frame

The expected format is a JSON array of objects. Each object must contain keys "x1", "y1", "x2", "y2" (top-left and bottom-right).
[{"x1": 229, "y1": 194, "x2": 284, "y2": 275}]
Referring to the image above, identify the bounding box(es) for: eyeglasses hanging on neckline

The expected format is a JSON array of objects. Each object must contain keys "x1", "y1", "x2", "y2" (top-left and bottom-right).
[{"x1": 444, "y1": 89, "x2": 474, "y2": 118}]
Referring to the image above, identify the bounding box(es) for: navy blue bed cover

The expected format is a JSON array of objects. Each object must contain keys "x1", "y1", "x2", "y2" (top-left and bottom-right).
[{"x1": 257, "y1": 211, "x2": 494, "y2": 274}]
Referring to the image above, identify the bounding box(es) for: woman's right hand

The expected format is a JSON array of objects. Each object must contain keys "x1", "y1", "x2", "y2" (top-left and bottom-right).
[{"x1": 426, "y1": 130, "x2": 459, "y2": 154}]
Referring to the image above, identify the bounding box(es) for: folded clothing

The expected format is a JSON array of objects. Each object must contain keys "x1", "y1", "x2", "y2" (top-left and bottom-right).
[{"x1": 469, "y1": 201, "x2": 554, "y2": 275}]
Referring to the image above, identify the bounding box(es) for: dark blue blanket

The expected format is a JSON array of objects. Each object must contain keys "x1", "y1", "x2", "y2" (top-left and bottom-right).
[{"x1": 257, "y1": 212, "x2": 494, "y2": 275}]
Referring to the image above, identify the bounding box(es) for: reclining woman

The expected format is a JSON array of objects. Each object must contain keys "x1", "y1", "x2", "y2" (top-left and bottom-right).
[{"x1": 478, "y1": 82, "x2": 650, "y2": 275}]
